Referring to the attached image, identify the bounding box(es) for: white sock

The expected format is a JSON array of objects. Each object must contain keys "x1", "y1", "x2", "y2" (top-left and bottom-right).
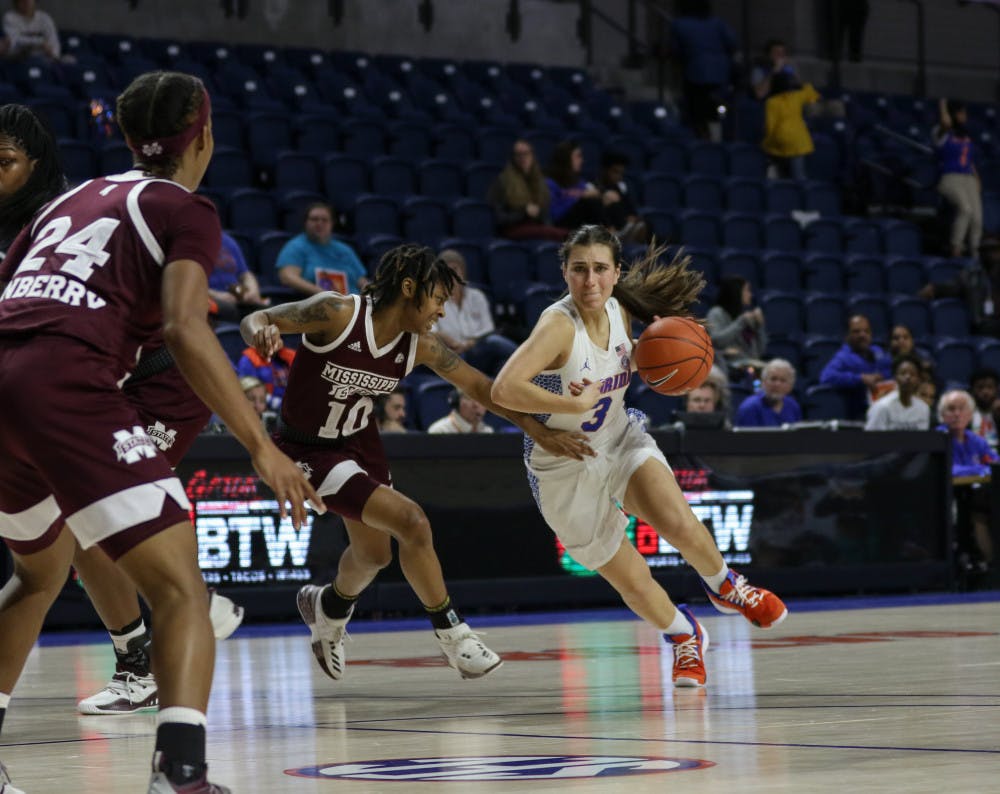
[
  {"x1": 110, "y1": 619, "x2": 147, "y2": 654},
  {"x1": 663, "y1": 608, "x2": 694, "y2": 637},
  {"x1": 157, "y1": 706, "x2": 207, "y2": 728},
  {"x1": 0, "y1": 692, "x2": 10, "y2": 709},
  {"x1": 703, "y1": 563, "x2": 730, "y2": 594}
]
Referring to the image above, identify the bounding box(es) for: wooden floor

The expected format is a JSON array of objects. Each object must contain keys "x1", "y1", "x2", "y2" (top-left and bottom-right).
[{"x1": 2, "y1": 593, "x2": 999, "y2": 793}]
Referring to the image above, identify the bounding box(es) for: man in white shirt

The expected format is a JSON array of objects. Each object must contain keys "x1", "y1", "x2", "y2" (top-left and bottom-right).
[
  {"x1": 435, "y1": 248, "x2": 517, "y2": 375},
  {"x1": 427, "y1": 389, "x2": 495, "y2": 434},
  {"x1": 1, "y1": 0, "x2": 60, "y2": 61},
  {"x1": 865, "y1": 354, "x2": 930, "y2": 430}
]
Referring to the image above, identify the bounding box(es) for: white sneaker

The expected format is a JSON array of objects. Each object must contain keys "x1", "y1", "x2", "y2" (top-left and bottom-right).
[
  {"x1": 208, "y1": 589, "x2": 244, "y2": 640},
  {"x1": 297, "y1": 585, "x2": 352, "y2": 680},
  {"x1": 1, "y1": 760, "x2": 25, "y2": 794},
  {"x1": 77, "y1": 669, "x2": 158, "y2": 715},
  {"x1": 435, "y1": 623, "x2": 502, "y2": 679}
]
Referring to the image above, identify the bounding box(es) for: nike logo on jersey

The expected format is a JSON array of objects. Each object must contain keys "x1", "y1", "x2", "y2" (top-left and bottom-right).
[{"x1": 647, "y1": 369, "x2": 679, "y2": 387}]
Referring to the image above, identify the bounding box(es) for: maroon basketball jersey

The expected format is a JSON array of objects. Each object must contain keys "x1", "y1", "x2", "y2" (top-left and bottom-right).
[
  {"x1": 0, "y1": 171, "x2": 220, "y2": 377},
  {"x1": 281, "y1": 294, "x2": 418, "y2": 440}
]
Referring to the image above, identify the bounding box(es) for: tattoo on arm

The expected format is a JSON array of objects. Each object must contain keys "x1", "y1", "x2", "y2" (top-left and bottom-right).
[
  {"x1": 278, "y1": 295, "x2": 343, "y2": 325},
  {"x1": 428, "y1": 334, "x2": 462, "y2": 374}
]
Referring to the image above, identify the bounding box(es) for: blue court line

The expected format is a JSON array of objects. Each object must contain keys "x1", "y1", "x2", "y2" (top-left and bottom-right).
[{"x1": 36, "y1": 589, "x2": 1000, "y2": 647}]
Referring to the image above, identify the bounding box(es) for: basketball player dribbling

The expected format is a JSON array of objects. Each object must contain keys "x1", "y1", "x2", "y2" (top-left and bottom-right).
[
  {"x1": 491, "y1": 224, "x2": 788, "y2": 688},
  {"x1": 240, "y1": 243, "x2": 594, "y2": 681},
  {"x1": 0, "y1": 72, "x2": 320, "y2": 794}
]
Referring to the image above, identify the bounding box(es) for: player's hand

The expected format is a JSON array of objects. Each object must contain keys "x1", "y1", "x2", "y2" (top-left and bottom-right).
[
  {"x1": 532, "y1": 427, "x2": 596, "y2": 461},
  {"x1": 250, "y1": 443, "x2": 325, "y2": 529},
  {"x1": 567, "y1": 378, "x2": 602, "y2": 411},
  {"x1": 251, "y1": 323, "x2": 283, "y2": 361}
]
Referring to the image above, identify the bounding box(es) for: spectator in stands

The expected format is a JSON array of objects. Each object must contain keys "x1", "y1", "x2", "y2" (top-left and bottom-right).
[
  {"x1": 276, "y1": 201, "x2": 369, "y2": 297},
  {"x1": 819, "y1": 314, "x2": 892, "y2": 420},
  {"x1": 938, "y1": 388, "x2": 997, "y2": 572},
  {"x1": 685, "y1": 382, "x2": 722, "y2": 413},
  {"x1": 488, "y1": 139, "x2": 566, "y2": 242},
  {"x1": 865, "y1": 354, "x2": 930, "y2": 430},
  {"x1": 545, "y1": 139, "x2": 626, "y2": 230},
  {"x1": 434, "y1": 248, "x2": 518, "y2": 376},
  {"x1": 0, "y1": 1, "x2": 61, "y2": 61},
  {"x1": 751, "y1": 39, "x2": 844, "y2": 116},
  {"x1": 735, "y1": 358, "x2": 802, "y2": 427},
  {"x1": 236, "y1": 343, "x2": 295, "y2": 411},
  {"x1": 918, "y1": 240, "x2": 1000, "y2": 335},
  {"x1": 595, "y1": 150, "x2": 648, "y2": 243},
  {"x1": 427, "y1": 389, "x2": 494, "y2": 434},
  {"x1": 375, "y1": 387, "x2": 408, "y2": 434},
  {"x1": 705, "y1": 276, "x2": 767, "y2": 377},
  {"x1": 934, "y1": 98, "x2": 982, "y2": 260},
  {"x1": 917, "y1": 376, "x2": 938, "y2": 411},
  {"x1": 888, "y1": 323, "x2": 933, "y2": 381},
  {"x1": 968, "y1": 367, "x2": 1000, "y2": 448},
  {"x1": 240, "y1": 375, "x2": 277, "y2": 433},
  {"x1": 761, "y1": 70, "x2": 820, "y2": 181},
  {"x1": 209, "y1": 232, "x2": 269, "y2": 322},
  {"x1": 667, "y1": 0, "x2": 736, "y2": 140}
]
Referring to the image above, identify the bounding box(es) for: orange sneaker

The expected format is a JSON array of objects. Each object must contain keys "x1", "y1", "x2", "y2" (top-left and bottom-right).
[
  {"x1": 666, "y1": 605, "x2": 709, "y2": 688},
  {"x1": 704, "y1": 570, "x2": 788, "y2": 628}
]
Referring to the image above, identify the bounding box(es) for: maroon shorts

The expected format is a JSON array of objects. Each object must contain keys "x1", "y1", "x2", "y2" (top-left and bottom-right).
[
  {"x1": 274, "y1": 422, "x2": 391, "y2": 522},
  {"x1": 124, "y1": 364, "x2": 211, "y2": 467},
  {"x1": 0, "y1": 337, "x2": 190, "y2": 559}
]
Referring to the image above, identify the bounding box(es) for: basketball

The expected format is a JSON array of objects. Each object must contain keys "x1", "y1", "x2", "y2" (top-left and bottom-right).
[{"x1": 634, "y1": 317, "x2": 714, "y2": 396}]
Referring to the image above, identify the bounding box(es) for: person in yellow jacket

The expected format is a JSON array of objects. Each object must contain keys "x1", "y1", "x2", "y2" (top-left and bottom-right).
[{"x1": 761, "y1": 70, "x2": 819, "y2": 180}]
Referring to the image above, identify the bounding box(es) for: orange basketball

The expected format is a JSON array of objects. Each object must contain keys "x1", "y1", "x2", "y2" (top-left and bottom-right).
[{"x1": 634, "y1": 317, "x2": 714, "y2": 396}]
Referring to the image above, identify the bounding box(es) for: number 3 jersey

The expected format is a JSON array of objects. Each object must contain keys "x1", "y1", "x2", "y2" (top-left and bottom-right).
[
  {"x1": 526, "y1": 294, "x2": 636, "y2": 470},
  {"x1": 0, "y1": 171, "x2": 220, "y2": 378},
  {"x1": 280, "y1": 293, "x2": 418, "y2": 441}
]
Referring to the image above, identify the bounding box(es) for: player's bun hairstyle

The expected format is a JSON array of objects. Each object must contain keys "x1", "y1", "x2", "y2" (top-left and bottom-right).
[
  {"x1": 116, "y1": 71, "x2": 207, "y2": 178},
  {"x1": 364, "y1": 242, "x2": 464, "y2": 310},
  {"x1": 0, "y1": 104, "x2": 67, "y2": 248},
  {"x1": 559, "y1": 224, "x2": 705, "y2": 326}
]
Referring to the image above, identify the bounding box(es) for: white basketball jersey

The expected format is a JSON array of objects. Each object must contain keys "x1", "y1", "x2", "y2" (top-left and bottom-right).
[{"x1": 526, "y1": 294, "x2": 635, "y2": 467}]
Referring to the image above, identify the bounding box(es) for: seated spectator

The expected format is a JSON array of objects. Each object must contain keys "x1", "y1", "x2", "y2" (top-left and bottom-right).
[
  {"x1": 933, "y1": 98, "x2": 982, "y2": 259},
  {"x1": 819, "y1": 314, "x2": 892, "y2": 421},
  {"x1": 735, "y1": 358, "x2": 802, "y2": 427},
  {"x1": 236, "y1": 343, "x2": 295, "y2": 411},
  {"x1": 685, "y1": 382, "x2": 722, "y2": 413},
  {"x1": 595, "y1": 150, "x2": 648, "y2": 243},
  {"x1": 375, "y1": 387, "x2": 408, "y2": 434},
  {"x1": 276, "y1": 201, "x2": 369, "y2": 297},
  {"x1": 938, "y1": 388, "x2": 998, "y2": 572},
  {"x1": 240, "y1": 375, "x2": 277, "y2": 432},
  {"x1": 545, "y1": 139, "x2": 626, "y2": 230},
  {"x1": 865, "y1": 354, "x2": 930, "y2": 430},
  {"x1": 888, "y1": 324, "x2": 933, "y2": 379},
  {"x1": 434, "y1": 248, "x2": 517, "y2": 376},
  {"x1": 969, "y1": 367, "x2": 1000, "y2": 448},
  {"x1": 1, "y1": 1, "x2": 61, "y2": 61},
  {"x1": 761, "y1": 70, "x2": 820, "y2": 181},
  {"x1": 487, "y1": 139, "x2": 566, "y2": 242},
  {"x1": 209, "y1": 232, "x2": 269, "y2": 322},
  {"x1": 917, "y1": 376, "x2": 938, "y2": 411},
  {"x1": 427, "y1": 389, "x2": 494, "y2": 434},
  {"x1": 705, "y1": 275, "x2": 767, "y2": 377}
]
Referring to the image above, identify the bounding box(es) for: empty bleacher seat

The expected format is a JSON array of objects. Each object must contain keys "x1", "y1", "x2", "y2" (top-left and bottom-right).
[
  {"x1": 889, "y1": 296, "x2": 931, "y2": 338},
  {"x1": 450, "y1": 198, "x2": 495, "y2": 240},
  {"x1": 438, "y1": 237, "x2": 486, "y2": 283},
  {"x1": 801, "y1": 336, "x2": 843, "y2": 381},
  {"x1": 227, "y1": 188, "x2": 279, "y2": 231},
  {"x1": 764, "y1": 215, "x2": 802, "y2": 251},
  {"x1": 930, "y1": 298, "x2": 971, "y2": 337},
  {"x1": 418, "y1": 158, "x2": 464, "y2": 199},
  {"x1": 353, "y1": 194, "x2": 401, "y2": 240},
  {"x1": 803, "y1": 384, "x2": 849, "y2": 421},
  {"x1": 765, "y1": 180, "x2": 804, "y2": 213},
  {"x1": 760, "y1": 251, "x2": 802, "y2": 291},
  {"x1": 322, "y1": 153, "x2": 370, "y2": 209},
  {"x1": 486, "y1": 240, "x2": 534, "y2": 302},
  {"x1": 718, "y1": 249, "x2": 761, "y2": 287},
  {"x1": 203, "y1": 146, "x2": 253, "y2": 189},
  {"x1": 370, "y1": 155, "x2": 417, "y2": 198},
  {"x1": 844, "y1": 255, "x2": 884, "y2": 293},
  {"x1": 641, "y1": 172, "x2": 682, "y2": 210},
  {"x1": 803, "y1": 218, "x2": 844, "y2": 253},
  {"x1": 274, "y1": 152, "x2": 321, "y2": 194},
  {"x1": 679, "y1": 210, "x2": 721, "y2": 247},
  {"x1": 760, "y1": 291, "x2": 804, "y2": 337},
  {"x1": 413, "y1": 378, "x2": 453, "y2": 431},
  {"x1": 802, "y1": 254, "x2": 844, "y2": 291},
  {"x1": 402, "y1": 196, "x2": 450, "y2": 246},
  {"x1": 464, "y1": 161, "x2": 501, "y2": 200},
  {"x1": 721, "y1": 212, "x2": 764, "y2": 251},
  {"x1": 934, "y1": 338, "x2": 977, "y2": 385},
  {"x1": 725, "y1": 178, "x2": 766, "y2": 213},
  {"x1": 885, "y1": 257, "x2": 926, "y2": 295},
  {"x1": 803, "y1": 293, "x2": 846, "y2": 336},
  {"x1": 683, "y1": 176, "x2": 724, "y2": 211},
  {"x1": 846, "y1": 294, "x2": 890, "y2": 338}
]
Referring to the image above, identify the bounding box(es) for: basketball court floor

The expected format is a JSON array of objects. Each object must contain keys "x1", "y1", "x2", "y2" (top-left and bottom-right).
[{"x1": 2, "y1": 592, "x2": 997, "y2": 793}]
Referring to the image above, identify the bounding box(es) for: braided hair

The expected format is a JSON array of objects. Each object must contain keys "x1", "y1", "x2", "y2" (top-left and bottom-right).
[
  {"x1": 364, "y1": 242, "x2": 463, "y2": 310},
  {"x1": 0, "y1": 104, "x2": 67, "y2": 249},
  {"x1": 559, "y1": 225, "x2": 705, "y2": 325}
]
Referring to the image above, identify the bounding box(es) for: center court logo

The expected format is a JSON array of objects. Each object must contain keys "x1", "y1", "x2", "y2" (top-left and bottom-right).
[{"x1": 286, "y1": 755, "x2": 713, "y2": 781}]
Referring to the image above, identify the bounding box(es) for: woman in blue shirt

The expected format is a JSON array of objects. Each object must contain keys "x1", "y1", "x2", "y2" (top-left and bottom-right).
[{"x1": 934, "y1": 99, "x2": 982, "y2": 259}]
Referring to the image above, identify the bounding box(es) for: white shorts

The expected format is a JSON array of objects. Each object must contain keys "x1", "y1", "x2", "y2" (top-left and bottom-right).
[{"x1": 526, "y1": 421, "x2": 669, "y2": 570}]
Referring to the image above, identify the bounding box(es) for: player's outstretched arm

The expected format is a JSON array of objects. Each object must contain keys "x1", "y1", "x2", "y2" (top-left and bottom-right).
[
  {"x1": 163, "y1": 259, "x2": 323, "y2": 527},
  {"x1": 240, "y1": 291, "x2": 353, "y2": 359},
  {"x1": 417, "y1": 331, "x2": 594, "y2": 460}
]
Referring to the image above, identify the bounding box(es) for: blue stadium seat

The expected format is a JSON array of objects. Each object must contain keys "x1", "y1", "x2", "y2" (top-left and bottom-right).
[
  {"x1": 679, "y1": 210, "x2": 721, "y2": 247},
  {"x1": 725, "y1": 178, "x2": 766, "y2": 213},
  {"x1": 274, "y1": 152, "x2": 321, "y2": 194},
  {"x1": 418, "y1": 159, "x2": 464, "y2": 199},
  {"x1": 844, "y1": 255, "x2": 884, "y2": 293},
  {"x1": 522, "y1": 130, "x2": 561, "y2": 170},
  {"x1": 370, "y1": 156, "x2": 417, "y2": 198},
  {"x1": 885, "y1": 257, "x2": 926, "y2": 295},
  {"x1": 641, "y1": 209, "x2": 676, "y2": 244},
  {"x1": 432, "y1": 123, "x2": 478, "y2": 162},
  {"x1": 386, "y1": 119, "x2": 433, "y2": 160},
  {"x1": 930, "y1": 298, "x2": 971, "y2": 337},
  {"x1": 764, "y1": 215, "x2": 802, "y2": 251},
  {"x1": 760, "y1": 291, "x2": 804, "y2": 337},
  {"x1": 402, "y1": 196, "x2": 450, "y2": 246},
  {"x1": 843, "y1": 219, "x2": 882, "y2": 255},
  {"x1": 477, "y1": 125, "x2": 519, "y2": 165},
  {"x1": 436, "y1": 237, "x2": 485, "y2": 283},
  {"x1": 293, "y1": 113, "x2": 339, "y2": 154},
  {"x1": 227, "y1": 188, "x2": 279, "y2": 231},
  {"x1": 760, "y1": 251, "x2": 803, "y2": 291},
  {"x1": 641, "y1": 172, "x2": 682, "y2": 210},
  {"x1": 57, "y1": 139, "x2": 96, "y2": 184},
  {"x1": 803, "y1": 384, "x2": 850, "y2": 421},
  {"x1": 215, "y1": 323, "x2": 247, "y2": 364},
  {"x1": 925, "y1": 258, "x2": 966, "y2": 285},
  {"x1": 450, "y1": 199, "x2": 495, "y2": 240},
  {"x1": 683, "y1": 176, "x2": 724, "y2": 211},
  {"x1": 687, "y1": 141, "x2": 727, "y2": 176},
  {"x1": 341, "y1": 118, "x2": 388, "y2": 157},
  {"x1": 765, "y1": 180, "x2": 804, "y2": 213},
  {"x1": 718, "y1": 249, "x2": 761, "y2": 287},
  {"x1": 846, "y1": 294, "x2": 890, "y2": 338},
  {"x1": 278, "y1": 190, "x2": 325, "y2": 233},
  {"x1": 486, "y1": 241, "x2": 534, "y2": 302},
  {"x1": 606, "y1": 133, "x2": 648, "y2": 173},
  {"x1": 764, "y1": 337, "x2": 802, "y2": 370},
  {"x1": 244, "y1": 112, "x2": 292, "y2": 169},
  {"x1": 99, "y1": 141, "x2": 134, "y2": 175},
  {"x1": 977, "y1": 338, "x2": 1000, "y2": 372},
  {"x1": 802, "y1": 180, "x2": 841, "y2": 216},
  {"x1": 255, "y1": 230, "x2": 293, "y2": 286},
  {"x1": 934, "y1": 338, "x2": 977, "y2": 385},
  {"x1": 889, "y1": 296, "x2": 931, "y2": 338},
  {"x1": 631, "y1": 383, "x2": 681, "y2": 428},
  {"x1": 802, "y1": 254, "x2": 844, "y2": 292},
  {"x1": 413, "y1": 378, "x2": 453, "y2": 431},
  {"x1": 211, "y1": 109, "x2": 245, "y2": 149},
  {"x1": 721, "y1": 212, "x2": 764, "y2": 251},
  {"x1": 805, "y1": 134, "x2": 842, "y2": 181},
  {"x1": 647, "y1": 140, "x2": 687, "y2": 174},
  {"x1": 881, "y1": 219, "x2": 922, "y2": 257},
  {"x1": 464, "y1": 161, "x2": 501, "y2": 200},
  {"x1": 203, "y1": 146, "x2": 253, "y2": 189},
  {"x1": 533, "y1": 242, "x2": 564, "y2": 286},
  {"x1": 682, "y1": 247, "x2": 720, "y2": 284},
  {"x1": 360, "y1": 234, "x2": 404, "y2": 275},
  {"x1": 727, "y1": 143, "x2": 768, "y2": 180},
  {"x1": 353, "y1": 194, "x2": 401, "y2": 240},
  {"x1": 322, "y1": 154, "x2": 370, "y2": 210},
  {"x1": 803, "y1": 218, "x2": 844, "y2": 253},
  {"x1": 803, "y1": 293, "x2": 846, "y2": 336},
  {"x1": 801, "y1": 336, "x2": 842, "y2": 381},
  {"x1": 522, "y1": 283, "x2": 563, "y2": 329}
]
